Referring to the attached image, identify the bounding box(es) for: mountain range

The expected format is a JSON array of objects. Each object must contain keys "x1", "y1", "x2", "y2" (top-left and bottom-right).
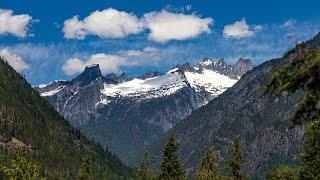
[
  {"x1": 37, "y1": 57, "x2": 252, "y2": 165},
  {"x1": 150, "y1": 32, "x2": 320, "y2": 178}
]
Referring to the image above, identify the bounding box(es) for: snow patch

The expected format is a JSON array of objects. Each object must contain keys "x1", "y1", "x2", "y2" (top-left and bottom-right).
[
  {"x1": 166, "y1": 68, "x2": 179, "y2": 74},
  {"x1": 40, "y1": 85, "x2": 65, "y2": 97},
  {"x1": 184, "y1": 69, "x2": 237, "y2": 96}
]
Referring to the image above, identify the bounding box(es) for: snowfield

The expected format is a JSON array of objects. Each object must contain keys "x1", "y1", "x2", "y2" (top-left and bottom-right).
[
  {"x1": 101, "y1": 70, "x2": 187, "y2": 99},
  {"x1": 184, "y1": 69, "x2": 237, "y2": 96},
  {"x1": 39, "y1": 63, "x2": 238, "y2": 104}
]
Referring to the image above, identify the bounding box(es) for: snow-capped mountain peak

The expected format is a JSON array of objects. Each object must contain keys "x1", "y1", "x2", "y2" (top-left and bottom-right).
[
  {"x1": 37, "y1": 57, "x2": 251, "y2": 102},
  {"x1": 35, "y1": 57, "x2": 252, "y2": 165}
]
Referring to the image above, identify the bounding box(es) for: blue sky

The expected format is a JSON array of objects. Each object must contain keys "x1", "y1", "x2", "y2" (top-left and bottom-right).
[{"x1": 0, "y1": 0, "x2": 319, "y2": 85}]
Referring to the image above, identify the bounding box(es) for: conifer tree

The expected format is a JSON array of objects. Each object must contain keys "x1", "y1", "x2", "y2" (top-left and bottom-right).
[
  {"x1": 158, "y1": 135, "x2": 185, "y2": 180},
  {"x1": 137, "y1": 152, "x2": 154, "y2": 180},
  {"x1": 78, "y1": 154, "x2": 93, "y2": 180},
  {"x1": 225, "y1": 135, "x2": 247, "y2": 180},
  {"x1": 0, "y1": 156, "x2": 43, "y2": 179},
  {"x1": 299, "y1": 120, "x2": 320, "y2": 179},
  {"x1": 196, "y1": 148, "x2": 220, "y2": 180}
]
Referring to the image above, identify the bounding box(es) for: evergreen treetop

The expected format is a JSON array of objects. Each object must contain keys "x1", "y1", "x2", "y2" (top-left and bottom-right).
[{"x1": 158, "y1": 135, "x2": 185, "y2": 180}]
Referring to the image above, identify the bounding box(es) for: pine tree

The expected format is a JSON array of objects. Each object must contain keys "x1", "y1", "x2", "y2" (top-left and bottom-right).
[
  {"x1": 158, "y1": 135, "x2": 185, "y2": 180},
  {"x1": 0, "y1": 156, "x2": 43, "y2": 179},
  {"x1": 137, "y1": 152, "x2": 154, "y2": 180},
  {"x1": 299, "y1": 120, "x2": 320, "y2": 179},
  {"x1": 78, "y1": 154, "x2": 93, "y2": 180},
  {"x1": 196, "y1": 148, "x2": 221, "y2": 180},
  {"x1": 225, "y1": 135, "x2": 247, "y2": 180}
]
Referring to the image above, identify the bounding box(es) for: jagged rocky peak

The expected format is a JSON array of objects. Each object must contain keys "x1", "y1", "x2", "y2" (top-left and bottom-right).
[
  {"x1": 199, "y1": 57, "x2": 213, "y2": 66},
  {"x1": 218, "y1": 58, "x2": 227, "y2": 66},
  {"x1": 71, "y1": 64, "x2": 102, "y2": 87},
  {"x1": 233, "y1": 58, "x2": 253, "y2": 76},
  {"x1": 176, "y1": 62, "x2": 196, "y2": 73}
]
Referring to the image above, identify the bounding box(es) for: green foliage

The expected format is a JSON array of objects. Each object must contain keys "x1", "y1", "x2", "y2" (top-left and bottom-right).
[
  {"x1": 196, "y1": 148, "x2": 221, "y2": 180},
  {"x1": 158, "y1": 135, "x2": 185, "y2": 180},
  {"x1": 0, "y1": 156, "x2": 44, "y2": 180},
  {"x1": 0, "y1": 58, "x2": 133, "y2": 178},
  {"x1": 78, "y1": 154, "x2": 94, "y2": 180},
  {"x1": 266, "y1": 47, "x2": 320, "y2": 126},
  {"x1": 137, "y1": 152, "x2": 154, "y2": 180},
  {"x1": 267, "y1": 166, "x2": 299, "y2": 180},
  {"x1": 225, "y1": 136, "x2": 247, "y2": 180},
  {"x1": 266, "y1": 41, "x2": 320, "y2": 178},
  {"x1": 299, "y1": 120, "x2": 320, "y2": 179}
]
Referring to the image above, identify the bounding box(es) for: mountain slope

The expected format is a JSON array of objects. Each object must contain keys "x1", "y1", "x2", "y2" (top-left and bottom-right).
[
  {"x1": 0, "y1": 58, "x2": 133, "y2": 179},
  {"x1": 37, "y1": 58, "x2": 252, "y2": 165},
  {"x1": 161, "y1": 32, "x2": 320, "y2": 178}
]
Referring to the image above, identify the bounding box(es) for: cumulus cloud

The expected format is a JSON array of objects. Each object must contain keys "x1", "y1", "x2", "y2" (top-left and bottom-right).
[
  {"x1": 223, "y1": 18, "x2": 254, "y2": 39},
  {"x1": 62, "y1": 16, "x2": 86, "y2": 39},
  {"x1": 143, "y1": 10, "x2": 213, "y2": 43},
  {"x1": 0, "y1": 9, "x2": 33, "y2": 38},
  {"x1": 63, "y1": 8, "x2": 213, "y2": 43},
  {"x1": 63, "y1": 8, "x2": 144, "y2": 39},
  {"x1": 62, "y1": 53, "x2": 134, "y2": 75},
  {"x1": 0, "y1": 48, "x2": 30, "y2": 72}
]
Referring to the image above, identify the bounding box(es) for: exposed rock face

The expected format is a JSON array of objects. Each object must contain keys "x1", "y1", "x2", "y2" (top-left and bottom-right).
[
  {"x1": 198, "y1": 57, "x2": 253, "y2": 78},
  {"x1": 166, "y1": 59, "x2": 304, "y2": 178},
  {"x1": 233, "y1": 58, "x2": 253, "y2": 76},
  {"x1": 36, "y1": 57, "x2": 251, "y2": 165}
]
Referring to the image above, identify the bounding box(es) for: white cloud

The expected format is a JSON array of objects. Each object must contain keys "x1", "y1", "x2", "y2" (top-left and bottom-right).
[
  {"x1": 63, "y1": 8, "x2": 213, "y2": 43},
  {"x1": 0, "y1": 48, "x2": 30, "y2": 72},
  {"x1": 62, "y1": 16, "x2": 86, "y2": 39},
  {"x1": 62, "y1": 53, "x2": 134, "y2": 75},
  {"x1": 144, "y1": 10, "x2": 213, "y2": 43},
  {"x1": 0, "y1": 9, "x2": 33, "y2": 38},
  {"x1": 282, "y1": 19, "x2": 296, "y2": 28},
  {"x1": 63, "y1": 8, "x2": 144, "y2": 40},
  {"x1": 118, "y1": 47, "x2": 158, "y2": 57},
  {"x1": 223, "y1": 18, "x2": 254, "y2": 39},
  {"x1": 254, "y1": 25, "x2": 263, "y2": 32}
]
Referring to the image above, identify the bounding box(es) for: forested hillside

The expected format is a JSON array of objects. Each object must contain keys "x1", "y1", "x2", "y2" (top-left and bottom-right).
[
  {"x1": 149, "y1": 32, "x2": 320, "y2": 179},
  {"x1": 0, "y1": 58, "x2": 134, "y2": 179}
]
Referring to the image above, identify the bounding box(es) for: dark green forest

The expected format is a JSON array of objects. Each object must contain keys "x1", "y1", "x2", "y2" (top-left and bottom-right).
[{"x1": 0, "y1": 58, "x2": 133, "y2": 179}]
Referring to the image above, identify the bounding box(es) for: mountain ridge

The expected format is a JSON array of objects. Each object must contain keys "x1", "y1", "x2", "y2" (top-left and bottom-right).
[
  {"x1": 152, "y1": 32, "x2": 320, "y2": 179},
  {"x1": 36, "y1": 57, "x2": 252, "y2": 165}
]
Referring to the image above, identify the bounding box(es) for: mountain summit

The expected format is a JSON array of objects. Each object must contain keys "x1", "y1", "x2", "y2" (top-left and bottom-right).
[
  {"x1": 71, "y1": 64, "x2": 102, "y2": 87},
  {"x1": 234, "y1": 58, "x2": 253, "y2": 76},
  {"x1": 37, "y1": 57, "x2": 252, "y2": 165},
  {"x1": 198, "y1": 57, "x2": 253, "y2": 78}
]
